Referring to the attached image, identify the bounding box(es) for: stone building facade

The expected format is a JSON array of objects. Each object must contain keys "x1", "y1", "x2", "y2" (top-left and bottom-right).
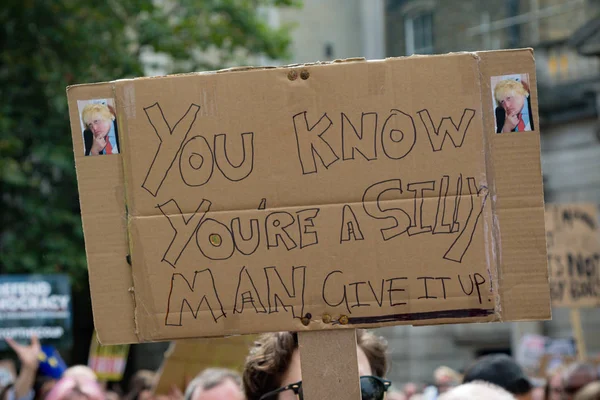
[{"x1": 381, "y1": 0, "x2": 600, "y2": 385}]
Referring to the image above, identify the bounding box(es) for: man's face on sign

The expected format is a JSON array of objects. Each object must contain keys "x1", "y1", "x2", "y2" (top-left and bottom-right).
[
  {"x1": 498, "y1": 90, "x2": 525, "y2": 116},
  {"x1": 85, "y1": 112, "x2": 111, "y2": 138}
]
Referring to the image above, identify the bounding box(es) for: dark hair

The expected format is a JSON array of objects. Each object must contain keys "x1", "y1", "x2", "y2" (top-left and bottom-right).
[
  {"x1": 242, "y1": 330, "x2": 388, "y2": 400},
  {"x1": 463, "y1": 354, "x2": 532, "y2": 395}
]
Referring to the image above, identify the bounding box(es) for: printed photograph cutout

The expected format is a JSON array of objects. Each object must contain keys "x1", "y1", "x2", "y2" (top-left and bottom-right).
[
  {"x1": 77, "y1": 98, "x2": 120, "y2": 156},
  {"x1": 491, "y1": 74, "x2": 534, "y2": 134}
]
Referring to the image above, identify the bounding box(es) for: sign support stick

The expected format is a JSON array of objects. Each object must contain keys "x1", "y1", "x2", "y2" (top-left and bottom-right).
[
  {"x1": 570, "y1": 308, "x2": 587, "y2": 361},
  {"x1": 298, "y1": 329, "x2": 361, "y2": 400}
]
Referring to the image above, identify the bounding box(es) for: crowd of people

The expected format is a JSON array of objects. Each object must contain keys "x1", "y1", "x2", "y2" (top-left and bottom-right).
[{"x1": 1, "y1": 331, "x2": 599, "y2": 400}]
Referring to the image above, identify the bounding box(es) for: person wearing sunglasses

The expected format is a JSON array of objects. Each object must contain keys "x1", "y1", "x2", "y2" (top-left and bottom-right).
[{"x1": 243, "y1": 330, "x2": 390, "y2": 400}]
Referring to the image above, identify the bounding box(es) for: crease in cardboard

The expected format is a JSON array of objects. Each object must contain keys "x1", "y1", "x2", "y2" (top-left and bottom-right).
[
  {"x1": 128, "y1": 193, "x2": 488, "y2": 220},
  {"x1": 473, "y1": 53, "x2": 503, "y2": 319},
  {"x1": 114, "y1": 81, "x2": 143, "y2": 342}
]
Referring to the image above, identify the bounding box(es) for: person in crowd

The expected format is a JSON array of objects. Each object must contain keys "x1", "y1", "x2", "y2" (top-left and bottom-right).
[
  {"x1": 4, "y1": 337, "x2": 40, "y2": 400},
  {"x1": 125, "y1": 370, "x2": 156, "y2": 400},
  {"x1": 546, "y1": 367, "x2": 566, "y2": 400},
  {"x1": 44, "y1": 376, "x2": 103, "y2": 400},
  {"x1": 184, "y1": 368, "x2": 243, "y2": 400},
  {"x1": 387, "y1": 391, "x2": 408, "y2": 400},
  {"x1": 494, "y1": 79, "x2": 534, "y2": 133},
  {"x1": 531, "y1": 385, "x2": 545, "y2": 400},
  {"x1": 62, "y1": 366, "x2": 97, "y2": 383},
  {"x1": 574, "y1": 381, "x2": 600, "y2": 400},
  {"x1": 243, "y1": 329, "x2": 389, "y2": 400},
  {"x1": 81, "y1": 103, "x2": 119, "y2": 156},
  {"x1": 403, "y1": 382, "x2": 419, "y2": 399},
  {"x1": 33, "y1": 375, "x2": 57, "y2": 400},
  {"x1": 434, "y1": 366, "x2": 460, "y2": 394},
  {"x1": 422, "y1": 366, "x2": 461, "y2": 399},
  {"x1": 439, "y1": 381, "x2": 516, "y2": 400},
  {"x1": 562, "y1": 363, "x2": 598, "y2": 400},
  {"x1": 463, "y1": 354, "x2": 533, "y2": 400}
]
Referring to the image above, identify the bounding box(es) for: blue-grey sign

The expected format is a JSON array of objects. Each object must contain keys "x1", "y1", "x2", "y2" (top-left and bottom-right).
[{"x1": 0, "y1": 275, "x2": 72, "y2": 350}]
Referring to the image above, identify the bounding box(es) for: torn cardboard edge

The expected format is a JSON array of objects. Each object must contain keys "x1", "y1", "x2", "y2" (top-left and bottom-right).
[{"x1": 67, "y1": 48, "x2": 550, "y2": 345}]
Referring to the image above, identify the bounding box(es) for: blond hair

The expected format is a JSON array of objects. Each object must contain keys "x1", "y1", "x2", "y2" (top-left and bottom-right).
[
  {"x1": 81, "y1": 103, "x2": 113, "y2": 127},
  {"x1": 494, "y1": 79, "x2": 529, "y2": 103}
]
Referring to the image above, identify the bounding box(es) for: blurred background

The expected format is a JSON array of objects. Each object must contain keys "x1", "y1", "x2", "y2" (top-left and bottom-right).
[{"x1": 1, "y1": 0, "x2": 600, "y2": 393}]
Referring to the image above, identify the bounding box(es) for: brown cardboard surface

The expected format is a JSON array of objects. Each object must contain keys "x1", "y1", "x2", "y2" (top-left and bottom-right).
[
  {"x1": 545, "y1": 203, "x2": 600, "y2": 308},
  {"x1": 154, "y1": 336, "x2": 254, "y2": 394},
  {"x1": 67, "y1": 49, "x2": 550, "y2": 344},
  {"x1": 299, "y1": 330, "x2": 361, "y2": 400}
]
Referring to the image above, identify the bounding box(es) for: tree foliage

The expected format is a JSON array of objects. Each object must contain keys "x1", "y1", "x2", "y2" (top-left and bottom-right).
[{"x1": 0, "y1": 0, "x2": 298, "y2": 287}]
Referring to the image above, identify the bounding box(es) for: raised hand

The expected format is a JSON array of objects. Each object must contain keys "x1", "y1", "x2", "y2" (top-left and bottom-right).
[{"x1": 6, "y1": 336, "x2": 41, "y2": 369}]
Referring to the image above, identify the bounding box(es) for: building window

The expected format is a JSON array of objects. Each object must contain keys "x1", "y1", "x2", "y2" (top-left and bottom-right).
[{"x1": 405, "y1": 12, "x2": 433, "y2": 55}]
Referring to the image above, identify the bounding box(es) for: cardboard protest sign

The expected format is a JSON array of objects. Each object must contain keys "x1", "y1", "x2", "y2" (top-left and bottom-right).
[
  {"x1": 516, "y1": 334, "x2": 576, "y2": 376},
  {"x1": 545, "y1": 204, "x2": 600, "y2": 307},
  {"x1": 0, "y1": 275, "x2": 72, "y2": 349},
  {"x1": 88, "y1": 331, "x2": 130, "y2": 381},
  {"x1": 67, "y1": 49, "x2": 550, "y2": 344},
  {"x1": 154, "y1": 336, "x2": 254, "y2": 394}
]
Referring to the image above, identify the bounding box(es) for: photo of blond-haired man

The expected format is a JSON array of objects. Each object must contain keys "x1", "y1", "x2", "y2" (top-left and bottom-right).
[
  {"x1": 79, "y1": 101, "x2": 119, "y2": 156},
  {"x1": 492, "y1": 76, "x2": 534, "y2": 134}
]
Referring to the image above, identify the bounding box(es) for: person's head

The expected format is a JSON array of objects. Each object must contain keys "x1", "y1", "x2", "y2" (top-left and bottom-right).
[
  {"x1": 34, "y1": 375, "x2": 58, "y2": 400},
  {"x1": 403, "y1": 382, "x2": 419, "y2": 398},
  {"x1": 184, "y1": 368, "x2": 243, "y2": 400},
  {"x1": 243, "y1": 330, "x2": 388, "y2": 400},
  {"x1": 63, "y1": 366, "x2": 98, "y2": 383},
  {"x1": 494, "y1": 79, "x2": 529, "y2": 116},
  {"x1": 45, "y1": 376, "x2": 104, "y2": 400},
  {"x1": 562, "y1": 363, "x2": 598, "y2": 400},
  {"x1": 439, "y1": 381, "x2": 516, "y2": 400},
  {"x1": 546, "y1": 367, "x2": 566, "y2": 400},
  {"x1": 434, "y1": 366, "x2": 461, "y2": 393},
  {"x1": 463, "y1": 354, "x2": 532, "y2": 400},
  {"x1": 81, "y1": 103, "x2": 114, "y2": 138},
  {"x1": 126, "y1": 370, "x2": 156, "y2": 400},
  {"x1": 574, "y1": 381, "x2": 600, "y2": 400},
  {"x1": 128, "y1": 370, "x2": 155, "y2": 393}
]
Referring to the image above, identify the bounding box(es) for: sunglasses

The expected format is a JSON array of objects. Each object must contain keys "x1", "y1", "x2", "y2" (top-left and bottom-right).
[{"x1": 259, "y1": 375, "x2": 392, "y2": 400}]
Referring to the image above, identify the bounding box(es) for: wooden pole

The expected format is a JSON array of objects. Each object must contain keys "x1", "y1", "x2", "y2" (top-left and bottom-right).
[
  {"x1": 298, "y1": 329, "x2": 361, "y2": 400},
  {"x1": 570, "y1": 308, "x2": 586, "y2": 361}
]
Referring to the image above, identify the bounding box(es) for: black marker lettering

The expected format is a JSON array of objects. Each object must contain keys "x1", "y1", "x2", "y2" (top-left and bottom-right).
[
  {"x1": 213, "y1": 132, "x2": 254, "y2": 182},
  {"x1": 341, "y1": 112, "x2": 377, "y2": 161},
  {"x1": 293, "y1": 112, "x2": 338, "y2": 174},
  {"x1": 264, "y1": 266, "x2": 306, "y2": 317},
  {"x1": 233, "y1": 266, "x2": 267, "y2": 314},
  {"x1": 322, "y1": 271, "x2": 351, "y2": 313},
  {"x1": 142, "y1": 103, "x2": 201, "y2": 196},
  {"x1": 265, "y1": 212, "x2": 298, "y2": 250},
  {"x1": 380, "y1": 109, "x2": 416, "y2": 160},
  {"x1": 165, "y1": 269, "x2": 225, "y2": 325},
  {"x1": 363, "y1": 180, "x2": 411, "y2": 240},
  {"x1": 386, "y1": 277, "x2": 407, "y2": 306},
  {"x1": 296, "y1": 208, "x2": 320, "y2": 249},
  {"x1": 159, "y1": 199, "x2": 212, "y2": 268},
  {"x1": 179, "y1": 135, "x2": 214, "y2": 187},
  {"x1": 340, "y1": 205, "x2": 365, "y2": 243},
  {"x1": 418, "y1": 108, "x2": 476, "y2": 152},
  {"x1": 407, "y1": 181, "x2": 435, "y2": 236},
  {"x1": 196, "y1": 218, "x2": 235, "y2": 260},
  {"x1": 418, "y1": 277, "x2": 437, "y2": 299},
  {"x1": 349, "y1": 281, "x2": 370, "y2": 308}
]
